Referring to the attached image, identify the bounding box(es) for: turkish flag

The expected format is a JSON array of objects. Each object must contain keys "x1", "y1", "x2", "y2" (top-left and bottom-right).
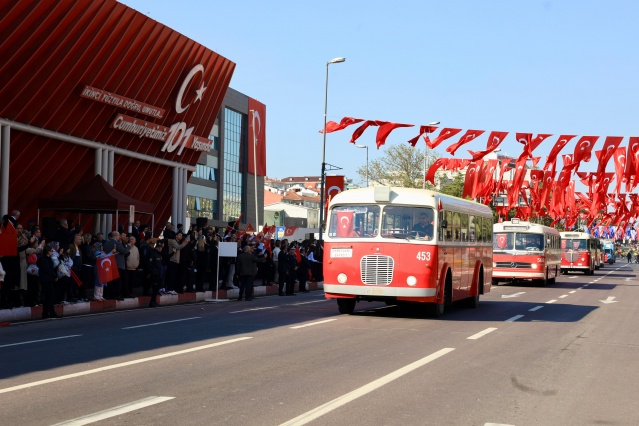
[
  {"x1": 323, "y1": 117, "x2": 364, "y2": 133},
  {"x1": 428, "y1": 128, "x2": 462, "y2": 149},
  {"x1": 407, "y1": 125, "x2": 439, "y2": 146},
  {"x1": 350, "y1": 120, "x2": 380, "y2": 143},
  {"x1": 469, "y1": 131, "x2": 508, "y2": 161},
  {"x1": 595, "y1": 136, "x2": 623, "y2": 175},
  {"x1": 336, "y1": 210, "x2": 355, "y2": 237},
  {"x1": 96, "y1": 255, "x2": 120, "y2": 283},
  {"x1": 425, "y1": 158, "x2": 449, "y2": 185},
  {"x1": 544, "y1": 135, "x2": 576, "y2": 172},
  {"x1": 496, "y1": 234, "x2": 508, "y2": 249},
  {"x1": 462, "y1": 161, "x2": 482, "y2": 199},
  {"x1": 445, "y1": 129, "x2": 485, "y2": 156},
  {"x1": 613, "y1": 147, "x2": 626, "y2": 195},
  {"x1": 625, "y1": 137, "x2": 639, "y2": 191},
  {"x1": 572, "y1": 135, "x2": 599, "y2": 165},
  {"x1": 0, "y1": 219, "x2": 17, "y2": 257},
  {"x1": 284, "y1": 226, "x2": 297, "y2": 237},
  {"x1": 375, "y1": 122, "x2": 414, "y2": 148},
  {"x1": 245, "y1": 223, "x2": 255, "y2": 233}
]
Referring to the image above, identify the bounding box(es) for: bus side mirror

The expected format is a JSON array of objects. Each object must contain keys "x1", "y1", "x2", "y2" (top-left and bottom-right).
[{"x1": 441, "y1": 220, "x2": 448, "y2": 229}]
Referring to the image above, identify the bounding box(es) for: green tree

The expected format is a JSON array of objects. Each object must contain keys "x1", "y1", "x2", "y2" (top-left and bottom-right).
[
  {"x1": 355, "y1": 144, "x2": 438, "y2": 189},
  {"x1": 438, "y1": 172, "x2": 465, "y2": 198}
]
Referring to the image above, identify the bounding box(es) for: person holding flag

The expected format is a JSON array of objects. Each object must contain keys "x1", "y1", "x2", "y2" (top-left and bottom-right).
[{"x1": 37, "y1": 244, "x2": 59, "y2": 319}]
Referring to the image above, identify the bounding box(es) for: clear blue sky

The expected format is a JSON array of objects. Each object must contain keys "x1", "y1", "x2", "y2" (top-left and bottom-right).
[{"x1": 120, "y1": 0, "x2": 639, "y2": 187}]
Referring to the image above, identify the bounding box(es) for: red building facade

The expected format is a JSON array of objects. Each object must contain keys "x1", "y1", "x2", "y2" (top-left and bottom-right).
[{"x1": 0, "y1": 0, "x2": 236, "y2": 234}]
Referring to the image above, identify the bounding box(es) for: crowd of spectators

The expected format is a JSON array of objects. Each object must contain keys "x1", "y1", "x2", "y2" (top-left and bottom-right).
[{"x1": 0, "y1": 211, "x2": 324, "y2": 317}]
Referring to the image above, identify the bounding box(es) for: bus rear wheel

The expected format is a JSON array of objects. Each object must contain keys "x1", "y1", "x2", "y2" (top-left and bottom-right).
[{"x1": 337, "y1": 298, "x2": 356, "y2": 315}]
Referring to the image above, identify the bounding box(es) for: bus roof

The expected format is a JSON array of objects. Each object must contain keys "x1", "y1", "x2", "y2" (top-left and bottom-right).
[
  {"x1": 560, "y1": 231, "x2": 595, "y2": 239},
  {"x1": 329, "y1": 186, "x2": 493, "y2": 216},
  {"x1": 493, "y1": 220, "x2": 560, "y2": 235}
]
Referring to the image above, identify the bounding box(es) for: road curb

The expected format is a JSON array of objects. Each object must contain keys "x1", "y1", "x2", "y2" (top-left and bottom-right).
[{"x1": 0, "y1": 281, "x2": 324, "y2": 324}]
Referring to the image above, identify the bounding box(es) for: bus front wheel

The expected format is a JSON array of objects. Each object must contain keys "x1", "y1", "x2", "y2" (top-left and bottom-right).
[
  {"x1": 337, "y1": 298, "x2": 356, "y2": 315},
  {"x1": 427, "y1": 302, "x2": 444, "y2": 317}
]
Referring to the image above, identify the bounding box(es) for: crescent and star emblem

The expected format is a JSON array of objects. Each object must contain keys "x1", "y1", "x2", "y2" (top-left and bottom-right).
[
  {"x1": 580, "y1": 141, "x2": 591, "y2": 151},
  {"x1": 340, "y1": 216, "x2": 350, "y2": 228},
  {"x1": 100, "y1": 257, "x2": 112, "y2": 272},
  {"x1": 175, "y1": 64, "x2": 206, "y2": 114}
]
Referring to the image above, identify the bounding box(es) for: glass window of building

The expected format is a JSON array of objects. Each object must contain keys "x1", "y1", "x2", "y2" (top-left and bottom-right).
[
  {"x1": 187, "y1": 195, "x2": 215, "y2": 219},
  {"x1": 223, "y1": 108, "x2": 244, "y2": 222}
]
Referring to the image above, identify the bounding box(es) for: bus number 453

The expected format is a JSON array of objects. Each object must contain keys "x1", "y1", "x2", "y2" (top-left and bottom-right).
[{"x1": 416, "y1": 251, "x2": 431, "y2": 261}]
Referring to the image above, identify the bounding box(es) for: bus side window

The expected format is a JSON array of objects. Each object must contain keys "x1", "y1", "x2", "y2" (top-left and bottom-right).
[
  {"x1": 453, "y1": 212, "x2": 461, "y2": 242},
  {"x1": 461, "y1": 214, "x2": 469, "y2": 242},
  {"x1": 469, "y1": 215, "x2": 476, "y2": 242},
  {"x1": 485, "y1": 217, "x2": 493, "y2": 241},
  {"x1": 445, "y1": 211, "x2": 453, "y2": 241}
]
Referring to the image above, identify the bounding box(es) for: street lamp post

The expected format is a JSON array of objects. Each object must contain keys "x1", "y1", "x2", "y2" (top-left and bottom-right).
[
  {"x1": 319, "y1": 57, "x2": 345, "y2": 242},
  {"x1": 355, "y1": 144, "x2": 368, "y2": 187},
  {"x1": 422, "y1": 121, "x2": 440, "y2": 189}
]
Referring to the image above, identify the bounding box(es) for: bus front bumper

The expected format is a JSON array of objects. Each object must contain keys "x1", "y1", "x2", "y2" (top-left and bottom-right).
[
  {"x1": 324, "y1": 284, "x2": 437, "y2": 298},
  {"x1": 493, "y1": 270, "x2": 545, "y2": 279}
]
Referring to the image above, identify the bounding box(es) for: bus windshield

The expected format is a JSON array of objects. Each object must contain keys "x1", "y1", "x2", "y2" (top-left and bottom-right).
[
  {"x1": 494, "y1": 232, "x2": 544, "y2": 251},
  {"x1": 563, "y1": 239, "x2": 588, "y2": 250},
  {"x1": 328, "y1": 205, "x2": 381, "y2": 238}
]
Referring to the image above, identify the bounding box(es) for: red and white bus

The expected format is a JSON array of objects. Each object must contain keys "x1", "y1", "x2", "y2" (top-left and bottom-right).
[
  {"x1": 323, "y1": 186, "x2": 493, "y2": 316},
  {"x1": 560, "y1": 231, "x2": 597, "y2": 275},
  {"x1": 492, "y1": 219, "x2": 561, "y2": 286}
]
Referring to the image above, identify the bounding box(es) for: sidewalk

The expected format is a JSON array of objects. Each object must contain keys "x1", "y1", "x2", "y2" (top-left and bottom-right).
[{"x1": 0, "y1": 281, "x2": 325, "y2": 324}]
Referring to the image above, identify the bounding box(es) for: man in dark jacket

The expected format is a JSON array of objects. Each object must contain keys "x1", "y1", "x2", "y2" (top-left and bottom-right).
[
  {"x1": 147, "y1": 241, "x2": 164, "y2": 307},
  {"x1": 235, "y1": 245, "x2": 264, "y2": 301},
  {"x1": 286, "y1": 245, "x2": 298, "y2": 296},
  {"x1": 277, "y1": 242, "x2": 289, "y2": 296}
]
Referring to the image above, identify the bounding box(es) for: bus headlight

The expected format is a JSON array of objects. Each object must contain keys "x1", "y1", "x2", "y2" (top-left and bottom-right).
[
  {"x1": 531, "y1": 264, "x2": 538, "y2": 269},
  {"x1": 337, "y1": 273, "x2": 348, "y2": 284},
  {"x1": 406, "y1": 276, "x2": 417, "y2": 286},
  {"x1": 493, "y1": 262, "x2": 497, "y2": 268}
]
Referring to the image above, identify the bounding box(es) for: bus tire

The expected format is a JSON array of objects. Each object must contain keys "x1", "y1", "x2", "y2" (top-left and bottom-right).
[
  {"x1": 429, "y1": 273, "x2": 451, "y2": 317},
  {"x1": 337, "y1": 298, "x2": 356, "y2": 315},
  {"x1": 427, "y1": 301, "x2": 444, "y2": 317},
  {"x1": 541, "y1": 270, "x2": 549, "y2": 287},
  {"x1": 467, "y1": 269, "x2": 482, "y2": 308}
]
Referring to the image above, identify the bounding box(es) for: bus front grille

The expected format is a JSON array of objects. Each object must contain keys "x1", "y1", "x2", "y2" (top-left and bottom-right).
[
  {"x1": 360, "y1": 255, "x2": 394, "y2": 285},
  {"x1": 495, "y1": 262, "x2": 533, "y2": 268},
  {"x1": 564, "y1": 251, "x2": 580, "y2": 263}
]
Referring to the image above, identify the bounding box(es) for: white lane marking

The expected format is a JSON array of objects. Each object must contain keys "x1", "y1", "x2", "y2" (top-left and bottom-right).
[
  {"x1": 122, "y1": 317, "x2": 200, "y2": 329},
  {"x1": 529, "y1": 306, "x2": 544, "y2": 312},
  {"x1": 600, "y1": 296, "x2": 618, "y2": 304},
  {"x1": 505, "y1": 315, "x2": 524, "y2": 322},
  {"x1": 501, "y1": 292, "x2": 526, "y2": 299},
  {"x1": 558, "y1": 295, "x2": 568, "y2": 299},
  {"x1": 569, "y1": 291, "x2": 577, "y2": 294},
  {"x1": 279, "y1": 348, "x2": 455, "y2": 426},
  {"x1": 230, "y1": 306, "x2": 278, "y2": 313},
  {"x1": 52, "y1": 396, "x2": 174, "y2": 425},
  {"x1": 583, "y1": 284, "x2": 589, "y2": 287},
  {"x1": 289, "y1": 300, "x2": 328, "y2": 306},
  {"x1": 569, "y1": 276, "x2": 577, "y2": 279},
  {"x1": 0, "y1": 335, "x2": 81, "y2": 349},
  {"x1": 546, "y1": 299, "x2": 557, "y2": 304},
  {"x1": 0, "y1": 337, "x2": 252, "y2": 394},
  {"x1": 290, "y1": 319, "x2": 337, "y2": 329},
  {"x1": 467, "y1": 327, "x2": 497, "y2": 340}
]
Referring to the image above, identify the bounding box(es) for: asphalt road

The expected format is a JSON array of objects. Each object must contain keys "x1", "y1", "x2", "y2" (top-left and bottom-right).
[{"x1": 1, "y1": 260, "x2": 638, "y2": 426}]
